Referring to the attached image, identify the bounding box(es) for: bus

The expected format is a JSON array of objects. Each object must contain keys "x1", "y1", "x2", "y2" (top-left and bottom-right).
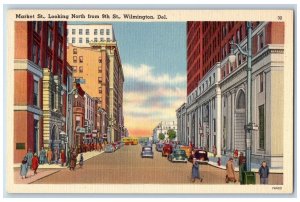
[{"x1": 121, "y1": 137, "x2": 138, "y2": 145}]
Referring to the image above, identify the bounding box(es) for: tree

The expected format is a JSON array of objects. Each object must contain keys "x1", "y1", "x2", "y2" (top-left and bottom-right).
[
  {"x1": 167, "y1": 129, "x2": 176, "y2": 140},
  {"x1": 158, "y1": 133, "x2": 165, "y2": 140}
]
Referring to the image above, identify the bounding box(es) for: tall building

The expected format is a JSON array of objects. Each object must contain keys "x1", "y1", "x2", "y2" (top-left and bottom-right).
[
  {"x1": 14, "y1": 21, "x2": 69, "y2": 163},
  {"x1": 67, "y1": 24, "x2": 124, "y2": 143},
  {"x1": 178, "y1": 21, "x2": 284, "y2": 168}
]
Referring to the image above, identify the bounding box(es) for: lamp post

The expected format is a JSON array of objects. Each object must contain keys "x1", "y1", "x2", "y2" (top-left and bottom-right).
[{"x1": 229, "y1": 21, "x2": 252, "y2": 171}]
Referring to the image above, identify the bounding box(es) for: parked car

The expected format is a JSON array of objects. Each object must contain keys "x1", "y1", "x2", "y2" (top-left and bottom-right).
[
  {"x1": 156, "y1": 143, "x2": 164, "y2": 152},
  {"x1": 168, "y1": 149, "x2": 188, "y2": 163},
  {"x1": 188, "y1": 149, "x2": 209, "y2": 164},
  {"x1": 104, "y1": 144, "x2": 115, "y2": 153},
  {"x1": 162, "y1": 144, "x2": 172, "y2": 157},
  {"x1": 180, "y1": 145, "x2": 192, "y2": 158},
  {"x1": 141, "y1": 146, "x2": 154, "y2": 158}
]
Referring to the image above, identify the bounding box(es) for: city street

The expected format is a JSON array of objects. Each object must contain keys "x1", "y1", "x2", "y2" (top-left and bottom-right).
[{"x1": 32, "y1": 145, "x2": 283, "y2": 184}]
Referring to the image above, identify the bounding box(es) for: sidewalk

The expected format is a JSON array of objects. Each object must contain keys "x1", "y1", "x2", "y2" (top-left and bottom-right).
[
  {"x1": 207, "y1": 152, "x2": 283, "y2": 173},
  {"x1": 13, "y1": 150, "x2": 104, "y2": 169}
]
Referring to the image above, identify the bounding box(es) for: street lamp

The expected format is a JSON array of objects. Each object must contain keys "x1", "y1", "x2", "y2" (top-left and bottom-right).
[{"x1": 229, "y1": 21, "x2": 252, "y2": 171}]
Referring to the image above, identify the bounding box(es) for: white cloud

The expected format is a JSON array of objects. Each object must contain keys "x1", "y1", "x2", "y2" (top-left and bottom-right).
[{"x1": 123, "y1": 64, "x2": 186, "y2": 85}]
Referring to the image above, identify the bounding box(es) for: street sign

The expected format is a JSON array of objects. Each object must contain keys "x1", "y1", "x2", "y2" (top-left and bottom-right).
[{"x1": 76, "y1": 127, "x2": 86, "y2": 134}]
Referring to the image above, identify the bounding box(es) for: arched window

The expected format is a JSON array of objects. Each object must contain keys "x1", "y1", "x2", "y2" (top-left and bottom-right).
[{"x1": 236, "y1": 90, "x2": 246, "y2": 109}]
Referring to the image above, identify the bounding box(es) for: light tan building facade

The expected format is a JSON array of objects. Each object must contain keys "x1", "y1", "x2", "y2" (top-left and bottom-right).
[{"x1": 67, "y1": 24, "x2": 124, "y2": 143}]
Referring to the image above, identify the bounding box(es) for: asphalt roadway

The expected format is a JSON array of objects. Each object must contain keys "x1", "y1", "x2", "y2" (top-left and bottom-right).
[{"x1": 33, "y1": 144, "x2": 283, "y2": 184}]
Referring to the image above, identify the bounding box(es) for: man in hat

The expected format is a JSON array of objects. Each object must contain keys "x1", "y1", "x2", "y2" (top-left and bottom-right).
[
  {"x1": 39, "y1": 147, "x2": 46, "y2": 165},
  {"x1": 25, "y1": 149, "x2": 33, "y2": 169},
  {"x1": 226, "y1": 157, "x2": 237, "y2": 183}
]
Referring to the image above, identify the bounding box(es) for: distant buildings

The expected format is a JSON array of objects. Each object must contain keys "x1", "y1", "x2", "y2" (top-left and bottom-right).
[
  {"x1": 153, "y1": 121, "x2": 177, "y2": 142},
  {"x1": 177, "y1": 21, "x2": 284, "y2": 167}
]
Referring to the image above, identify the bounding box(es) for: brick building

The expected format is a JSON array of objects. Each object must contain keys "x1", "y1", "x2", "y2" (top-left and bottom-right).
[
  {"x1": 14, "y1": 21, "x2": 68, "y2": 163},
  {"x1": 178, "y1": 21, "x2": 284, "y2": 168}
]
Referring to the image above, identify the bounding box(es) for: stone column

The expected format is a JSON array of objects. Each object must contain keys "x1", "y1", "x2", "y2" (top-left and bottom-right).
[
  {"x1": 216, "y1": 86, "x2": 222, "y2": 156},
  {"x1": 42, "y1": 69, "x2": 51, "y2": 149}
]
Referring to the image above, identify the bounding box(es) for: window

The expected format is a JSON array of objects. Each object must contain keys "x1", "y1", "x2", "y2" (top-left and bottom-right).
[
  {"x1": 106, "y1": 29, "x2": 110, "y2": 35},
  {"x1": 47, "y1": 29, "x2": 53, "y2": 48},
  {"x1": 79, "y1": 38, "x2": 82, "y2": 43},
  {"x1": 213, "y1": 118, "x2": 216, "y2": 132},
  {"x1": 236, "y1": 29, "x2": 240, "y2": 43},
  {"x1": 98, "y1": 66, "x2": 102, "y2": 73},
  {"x1": 86, "y1": 29, "x2": 90, "y2": 35},
  {"x1": 100, "y1": 37, "x2": 104, "y2": 41},
  {"x1": 46, "y1": 54, "x2": 52, "y2": 70},
  {"x1": 72, "y1": 29, "x2": 76, "y2": 35},
  {"x1": 73, "y1": 66, "x2": 77, "y2": 72},
  {"x1": 98, "y1": 87, "x2": 102, "y2": 93},
  {"x1": 72, "y1": 37, "x2": 76, "y2": 43},
  {"x1": 33, "y1": 80, "x2": 39, "y2": 106},
  {"x1": 94, "y1": 29, "x2": 98, "y2": 35},
  {"x1": 33, "y1": 119, "x2": 39, "y2": 153},
  {"x1": 57, "y1": 42, "x2": 63, "y2": 59},
  {"x1": 259, "y1": 72, "x2": 264, "y2": 92},
  {"x1": 86, "y1": 38, "x2": 89, "y2": 43},
  {"x1": 58, "y1": 22, "x2": 64, "y2": 36},
  {"x1": 259, "y1": 105, "x2": 265, "y2": 149},
  {"x1": 100, "y1": 29, "x2": 104, "y2": 35},
  {"x1": 51, "y1": 90, "x2": 55, "y2": 110},
  {"x1": 32, "y1": 21, "x2": 42, "y2": 35},
  {"x1": 79, "y1": 66, "x2": 83, "y2": 72},
  {"x1": 73, "y1": 56, "x2": 77, "y2": 63},
  {"x1": 75, "y1": 116, "x2": 81, "y2": 127},
  {"x1": 258, "y1": 31, "x2": 265, "y2": 50},
  {"x1": 98, "y1": 57, "x2": 102, "y2": 63},
  {"x1": 94, "y1": 38, "x2": 98, "y2": 42},
  {"x1": 73, "y1": 48, "x2": 77, "y2": 54},
  {"x1": 79, "y1": 56, "x2": 83, "y2": 63},
  {"x1": 106, "y1": 38, "x2": 110, "y2": 41},
  {"x1": 79, "y1": 29, "x2": 83, "y2": 35}
]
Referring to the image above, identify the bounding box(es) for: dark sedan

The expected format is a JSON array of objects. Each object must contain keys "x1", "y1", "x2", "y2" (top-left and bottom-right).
[
  {"x1": 168, "y1": 149, "x2": 188, "y2": 163},
  {"x1": 141, "y1": 146, "x2": 154, "y2": 158},
  {"x1": 188, "y1": 149, "x2": 209, "y2": 164}
]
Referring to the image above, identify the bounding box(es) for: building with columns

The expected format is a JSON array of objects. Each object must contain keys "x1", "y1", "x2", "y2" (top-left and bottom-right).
[
  {"x1": 153, "y1": 121, "x2": 177, "y2": 142},
  {"x1": 177, "y1": 21, "x2": 284, "y2": 168}
]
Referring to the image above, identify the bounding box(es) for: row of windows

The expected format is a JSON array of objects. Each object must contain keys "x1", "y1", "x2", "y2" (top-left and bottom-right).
[
  {"x1": 69, "y1": 37, "x2": 111, "y2": 44},
  {"x1": 70, "y1": 28, "x2": 110, "y2": 35}
]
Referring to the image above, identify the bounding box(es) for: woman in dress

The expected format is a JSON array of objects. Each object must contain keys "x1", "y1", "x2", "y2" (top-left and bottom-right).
[{"x1": 226, "y1": 157, "x2": 237, "y2": 183}]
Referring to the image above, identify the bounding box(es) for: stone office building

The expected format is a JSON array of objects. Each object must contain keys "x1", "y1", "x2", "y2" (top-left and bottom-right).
[{"x1": 177, "y1": 21, "x2": 284, "y2": 168}]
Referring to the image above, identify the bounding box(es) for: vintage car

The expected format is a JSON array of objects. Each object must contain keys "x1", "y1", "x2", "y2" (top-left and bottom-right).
[
  {"x1": 180, "y1": 145, "x2": 192, "y2": 158},
  {"x1": 104, "y1": 144, "x2": 115, "y2": 153},
  {"x1": 156, "y1": 143, "x2": 164, "y2": 152},
  {"x1": 168, "y1": 149, "x2": 188, "y2": 163},
  {"x1": 162, "y1": 144, "x2": 173, "y2": 157},
  {"x1": 188, "y1": 149, "x2": 209, "y2": 164},
  {"x1": 141, "y1": 146, "x2": 154, "y2": 158}
]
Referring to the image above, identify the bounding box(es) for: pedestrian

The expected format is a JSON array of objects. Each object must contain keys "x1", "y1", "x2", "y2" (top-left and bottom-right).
[
  {"x1": 69, "y1": 147, "x2": 78, "y2": 171},
  {"x1": 66, "y1": 146, "x2": 71, "y2": 167},
  {"x1": 79, "y1": 153, "x2": 84, "y2": 168},
  {"x1": 238, "y1": 152, "x2": 246, "y2": 183},
  {"x1": 191, "y1": 158, "x2": 203, "y2": 182},
  {"x1": 217, "y1": 157, "x2": 221, "y2": 166},
  {"x1": 212, "y1": 145, "x2": 217, "y2": 157},
  {"x1": 54, "y1": 147, "x2": 59, "y2": 164},
  {"x1": 20, "y1": 159, "x2": 28, "y2": 179},
  {"x1": 31, "y1": 153, "x2": 39, "y2": 175},
  {"x1": 234, "y1": 149, "x2": 239, "y2": 158},
  {"x1": 60, "y1": 149, "x2": 66, "y2": 167},
  {"x1": 47, "y1": 148, "x2": 53, "y2": 165},
  {"x1": 25, "y1": 149, "x2": 33, "y2": 169},
  {"x1": 259, "y1": 161, "x2": 269, "y2": 184},
  {"x1": 39, "y1": 147, "x2": 46, "y2": 164},
  {"x1": 225, "y1": 157, "x2": 237, "y2": 183}
]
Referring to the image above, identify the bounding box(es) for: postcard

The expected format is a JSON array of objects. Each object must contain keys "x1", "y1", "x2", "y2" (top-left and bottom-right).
[{"x1": 5, "y1": 8, "x2": 294, "y2": 194}]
